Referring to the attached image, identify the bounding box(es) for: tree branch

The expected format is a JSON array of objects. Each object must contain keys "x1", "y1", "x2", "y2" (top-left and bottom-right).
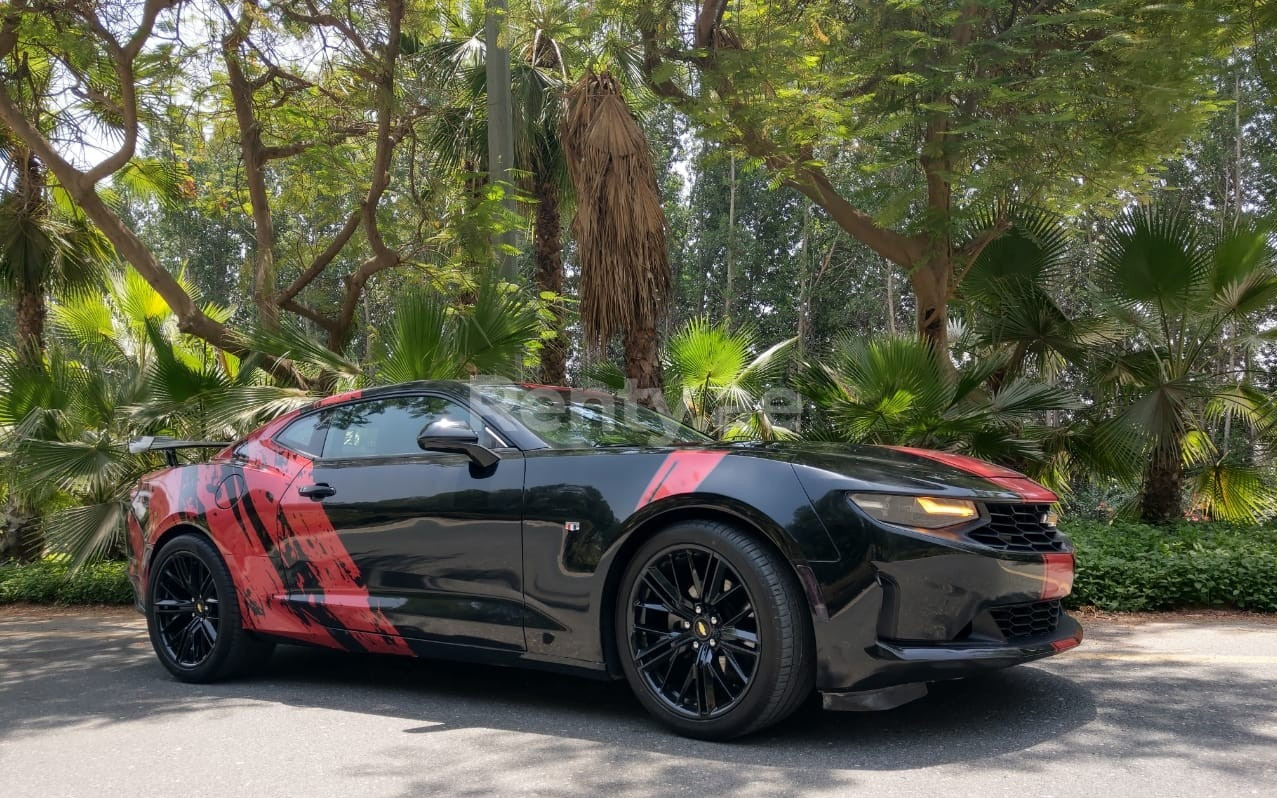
[
  {"x1": 328, "y1": 0, "x2": 405, "y2": 350},
  {"x1": 638, "y1": 7, "x2": 921, "y2": 268}
]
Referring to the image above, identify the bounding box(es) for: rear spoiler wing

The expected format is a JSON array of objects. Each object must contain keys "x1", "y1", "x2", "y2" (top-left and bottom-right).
[{"x1": 128, "y1": 436, "x2": 231, "y2": 467}]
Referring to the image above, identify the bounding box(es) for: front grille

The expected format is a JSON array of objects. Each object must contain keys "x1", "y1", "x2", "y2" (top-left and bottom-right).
[
  {"x1": 990, "y1": 599, "x2": 1062, "y2": 642},
  {"x1": 969, "y1": 503, "x2": 1068, "y2": 553}
]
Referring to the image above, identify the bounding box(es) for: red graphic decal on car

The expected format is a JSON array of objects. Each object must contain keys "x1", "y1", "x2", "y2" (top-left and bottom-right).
[
  {"x1": 136, "y1": 431, "x2": 410, "y2": 656},
  {"x1": 636, "y1": 451, "x2": 729, "y2": 510},
  {"x1": 1040, "y1": 552, "x2": 1075, "y2": 601},
  {"x1": 885, "y1": 446, "x2": 1058, "y2": 502}
]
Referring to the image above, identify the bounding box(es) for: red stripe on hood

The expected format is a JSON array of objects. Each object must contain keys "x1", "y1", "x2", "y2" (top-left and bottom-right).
[{"x1": 885, "y1": 446, "x2": 1058, "y2": 502}]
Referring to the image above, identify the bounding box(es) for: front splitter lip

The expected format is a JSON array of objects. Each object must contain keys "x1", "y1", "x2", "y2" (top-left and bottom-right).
[
  {"x1": 878, "y1": 615, "x2": 1083, "y2": 663},
  {"x1": 832, "y1": 615, "x2": 1084, "y2": 694}
]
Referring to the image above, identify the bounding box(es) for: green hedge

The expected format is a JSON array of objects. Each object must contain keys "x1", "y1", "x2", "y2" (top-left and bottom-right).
[
  {"x1": 2, "y1": 522, "x2": 1275, "y2": 612},
  {"x1": 1063, "y1": 521, "x2": 1277, "y2": 612},
  {"x1": 0, "y1": 557, "x2": 134, "y2": 605}
]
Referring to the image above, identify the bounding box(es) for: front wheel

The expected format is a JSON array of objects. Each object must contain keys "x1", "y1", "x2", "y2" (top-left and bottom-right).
[
  {"x1": 146, "y1": 534, "x2": 273, "y2": 682},
  {"x1": 615, "y1": 520, "x2": 814, "y2": 740}
]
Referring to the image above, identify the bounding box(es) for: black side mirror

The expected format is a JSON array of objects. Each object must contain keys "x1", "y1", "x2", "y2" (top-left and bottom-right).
[{"x1": 417, "y1": 419, "x2": 500, "y2": 468}]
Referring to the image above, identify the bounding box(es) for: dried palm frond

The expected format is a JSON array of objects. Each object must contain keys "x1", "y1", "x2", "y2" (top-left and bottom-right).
[{"x1": 560, "y1": 70, "x2": 670, "y2": 350}]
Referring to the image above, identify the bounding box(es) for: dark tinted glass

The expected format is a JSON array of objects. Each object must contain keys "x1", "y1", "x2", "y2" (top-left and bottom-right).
[
  {"x1": 275, "y1": 413, "x2": 326, "y2": 456},
  {"x1": 320, "y1": 396, "x2": 481, "y2": 459},
  {"x1": 475, "y1": 385, "x2": 711, "y2": 449}
]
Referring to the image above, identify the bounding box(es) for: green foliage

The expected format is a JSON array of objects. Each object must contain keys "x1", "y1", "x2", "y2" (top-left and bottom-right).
[
  {"x1": 0, "y1": 266, "x2": 310, "y2": 567},
  {"x1": 371, "y1": 278, "x2": 541, "y2": 383},
  {"x1": 1065, "y1": 521, "x2": 1277, "y2": 612},
  {"x1": 794, "y1": 334, "x2": 1078, "y2": 476},
  {"x1": 1089, "y1": 206, "x2": 1277, "y2": 522},
  {"x1": 0, "y1": 556, "x2": 133, "y2": 605}
]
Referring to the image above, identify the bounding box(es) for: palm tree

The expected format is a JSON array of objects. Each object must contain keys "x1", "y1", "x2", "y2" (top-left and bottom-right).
[
  {"x1": 0, "y1": 154, "x2": 111, "y2": 368},
  {"x1": 585, "y1": 317, "x2": 797, "y2": 439},
  {"x1": 960, "y1": 206, "x2": 1114, "y2": 384},
  {"x1": 367, "y1": 278, "x2": 542, "y2": 383},
  {"x1": 562, "y1": 69, "x2": 671, "y2": 408},
  {"x1": 0, "y1": 43, "x2": 112, "y2": 369},
  {"x1": 425, "y1": 1, "x2": 575, "y2": 384},
  {"x1": 1090, "y1": 206, "x2": 1277, "y2": 523},
  {"x1": 664, "y1": 318, "x2": 796, "y2": 439},
  {"x1": 793, "y1": 335, "x2": 1079, "y2": 482},
  {"x1": 0, "y1": 267, "x2": 255, "y2": 566}
]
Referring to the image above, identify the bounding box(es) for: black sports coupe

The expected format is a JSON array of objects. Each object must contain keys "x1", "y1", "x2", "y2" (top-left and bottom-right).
[{"x1": 126, "y1": 380, "x2": 1080, "y2": 739}]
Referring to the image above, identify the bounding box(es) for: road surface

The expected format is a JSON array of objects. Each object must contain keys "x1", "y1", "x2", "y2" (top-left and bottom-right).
[{"x1": 1, "y1": 607, "x2": 1274, "y2": 797}]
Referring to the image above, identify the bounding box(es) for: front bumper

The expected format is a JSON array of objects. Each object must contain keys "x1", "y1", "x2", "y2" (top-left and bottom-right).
[{"x1": 807, "y1": 520, "x2": 1082, "y2": 702}]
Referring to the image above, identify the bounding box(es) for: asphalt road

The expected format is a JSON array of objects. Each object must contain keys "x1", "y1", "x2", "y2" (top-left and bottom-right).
[{"x1": 2, "y1": 608, "x2": 1275, "y2": 798}]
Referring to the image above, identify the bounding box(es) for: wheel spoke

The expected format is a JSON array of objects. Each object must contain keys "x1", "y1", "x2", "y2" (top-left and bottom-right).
[
  {"x1": 153, "y1": 599, "x2": 196, "y2": 614},
  {"x1": 642, "y1": 570, "x2": 690, "y2": 618},
  {"x1": 707, "y1": 653, "x2": 736, "y2": 703},
  {"x1": 686, "y1": 551, "x2": 704, "y2": 602},
  {"x1": 701, "y1": 554, "x2": 723, "y2": 605},
  {"x1": 722, "y1": 603, "x2": 754, "y2": 629},
  {"x1": 176, "y1": 617, "x2": 198, "y2": 664},
  {"x1": 721, "y1": 627, "x2": 758, "y2": 646},
  {"x1": 634, "y1": 634, "x2": 688, "y2": 671},
  {"x1": 722, "y1": 648, "x2": 751, "y2": 682},
  {"x1": 695, "y1": 646, "x2": 713, "y2": 716}
]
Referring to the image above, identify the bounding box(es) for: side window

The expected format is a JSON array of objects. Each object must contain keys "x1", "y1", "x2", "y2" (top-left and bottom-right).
[
  {"x1": 275, "y1": 413, "x2": 327, "y2": 456},
  {"x1": 319, "y1": 395, "x2": 496, "y2": 459}
]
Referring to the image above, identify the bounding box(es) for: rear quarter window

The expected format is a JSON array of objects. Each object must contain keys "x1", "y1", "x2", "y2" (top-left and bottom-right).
[{"x1": 274, "y1": 413, "x2": 327, "y2": 456}]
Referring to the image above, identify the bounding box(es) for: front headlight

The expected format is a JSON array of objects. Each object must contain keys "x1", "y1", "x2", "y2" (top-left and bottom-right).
[{"x1": 849, "y1": 493, "x2": 978, "y2": 529}]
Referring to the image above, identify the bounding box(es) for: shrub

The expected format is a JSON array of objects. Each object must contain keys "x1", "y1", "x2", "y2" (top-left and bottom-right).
[
  {"x1": 1063, "y1": 521, "x2": 1277, "y2": 612},
  {"x1": 0, "y1": 557, "x2": 134, "y2": 605}
]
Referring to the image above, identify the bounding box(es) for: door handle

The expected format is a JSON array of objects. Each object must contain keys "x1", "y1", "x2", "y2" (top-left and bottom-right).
[{"x1": 298, "y1": 482, "x2": 336, "y2": 500}]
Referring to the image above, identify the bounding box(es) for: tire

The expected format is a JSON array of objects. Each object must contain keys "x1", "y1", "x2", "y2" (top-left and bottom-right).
[
  {"x1": 146, "y1": 534, "x2": 273, "y2": 683},
  {"x1": 615, "y1": 520, "x2": 814, "y2": 740}
]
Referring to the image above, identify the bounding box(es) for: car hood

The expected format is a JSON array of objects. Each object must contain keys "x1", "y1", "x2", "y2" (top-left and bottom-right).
[{"x1": 723, "y1": 441, "x2": 1053, "y2": 502}]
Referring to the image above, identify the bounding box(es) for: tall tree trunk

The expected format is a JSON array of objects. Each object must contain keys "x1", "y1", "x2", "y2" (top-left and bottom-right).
[
  {"x1": 15, "y1": 289, "x2": 45, "y2": 367},
  {"x1": 13, "y1": 148, "x2": 45, "y2": 367},
  {"x1": 0, "y1": 502, "x2": 41, "y2": 563},
  {"x1": 910, "y1": 255, "x2": 950, "y2": 353},
  {"x1": 724, "y1": 152, "x2": 736, "y2": 328},
  {"x1": 485, "y1": 0, "x2": 518, "y2": 280},
  {"x1": 884, "y1": 258, "x2": 896, "y2": 336},
  {"x1": 534, "y1": 178, "x2": 567, "y2": 385},
  {"x1": 796, "y1": 201, "x2": 811, "y2": 357},
  {"x1": 1140, "y1": 444, "x2": 1183, "y2": 524},
  {"x1": 624, "y1": 325, "x2": 665, "y2": 411}
]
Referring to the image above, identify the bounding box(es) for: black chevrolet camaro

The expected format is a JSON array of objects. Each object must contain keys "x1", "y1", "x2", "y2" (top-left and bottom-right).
[{"x1": 126, "y1": 380, "x2": 1080, "y2": 739}]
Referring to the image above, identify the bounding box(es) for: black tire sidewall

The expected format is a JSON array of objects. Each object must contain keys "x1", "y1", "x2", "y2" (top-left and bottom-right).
[
  {"x1": 146, "y1": 534, "x2": 243, "y2": 683},
  {"x1": 615, "y1": 521, "x2": 801, "y2": 739}
]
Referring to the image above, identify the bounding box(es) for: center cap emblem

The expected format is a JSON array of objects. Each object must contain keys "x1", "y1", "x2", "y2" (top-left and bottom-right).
[{"x1": 694, "y1": 619, "x2": 710, "y2": 638}]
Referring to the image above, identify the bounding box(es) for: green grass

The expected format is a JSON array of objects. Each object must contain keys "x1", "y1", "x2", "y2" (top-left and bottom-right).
[
  {"x1": 1063, "y1": 521, "x2": 1277, "y2": 612},
  {"x1": 0, "y1": 556, "x2": 134, "y2": 605}
]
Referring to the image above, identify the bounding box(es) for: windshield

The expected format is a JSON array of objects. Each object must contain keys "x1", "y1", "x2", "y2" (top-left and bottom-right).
[{"x1": 475, "y1": 385, "x2": 713, "y2": 449}]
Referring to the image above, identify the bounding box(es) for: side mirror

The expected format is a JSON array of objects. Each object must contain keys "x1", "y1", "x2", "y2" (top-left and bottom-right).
[{"x1": 417, "y1": 419, "x2": 500, "y2": 469}]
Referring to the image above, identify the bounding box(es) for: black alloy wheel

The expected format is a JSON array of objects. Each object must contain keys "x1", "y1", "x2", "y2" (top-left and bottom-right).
[
  {"x1": 146, "y1": 534, "x2": 273, "y2": 682},
  {"x1": 629, "y1": 544, "x2": 760, "y2": 719},
  {"x1": 617, "y1": 520, "x2": 814, "y2": 740},
  {"x1": 153, "y1": 551, "x2": 220, "y2": 668}
]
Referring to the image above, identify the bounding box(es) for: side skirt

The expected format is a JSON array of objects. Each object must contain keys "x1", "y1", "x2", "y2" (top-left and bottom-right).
[{"x1": 250, "y1": 629, "x2": 618, "y2": 682}]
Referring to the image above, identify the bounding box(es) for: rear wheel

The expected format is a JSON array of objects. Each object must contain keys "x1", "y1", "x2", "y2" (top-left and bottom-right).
[
  {"x1": 616, "y1": 520, "x2": 814, "y2": 739},
  {"x1": 146, "y1": 534, "x2": 272, "y2": 682}
]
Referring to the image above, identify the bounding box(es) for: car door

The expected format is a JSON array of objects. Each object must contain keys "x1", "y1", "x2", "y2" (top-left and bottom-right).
[{"x1": 279, "y1": 393, "x2": 527, "y2": 651}]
